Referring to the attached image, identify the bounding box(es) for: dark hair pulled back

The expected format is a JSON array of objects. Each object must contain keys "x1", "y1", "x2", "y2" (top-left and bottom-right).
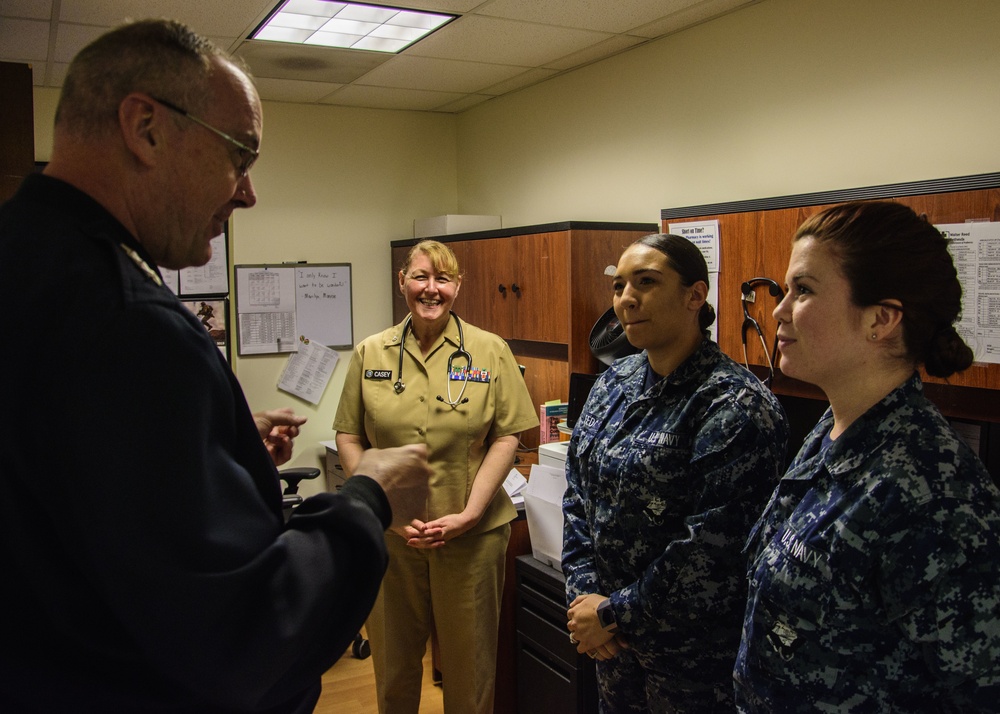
[
  {"x1": 636, "y1": 233, "x2": 716, "y2": 335},
  {"x1": 794, "y1": 201, "x2": 973, "y2": 377}
]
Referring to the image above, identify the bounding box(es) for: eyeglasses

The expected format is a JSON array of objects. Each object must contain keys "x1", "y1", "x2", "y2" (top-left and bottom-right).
[{"x1": 150, "y1": 95, "x2": 259, "y2": 177}]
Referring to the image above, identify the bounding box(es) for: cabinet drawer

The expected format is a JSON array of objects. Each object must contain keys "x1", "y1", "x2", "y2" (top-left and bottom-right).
[
  {"x1": 515, "y1": 555, "x2": 568, "y2": 607},
  {"x1": 517, "y1": 595, "x2": 578, "y2": 668},
  {"x1": 517, "y1": 637, "x2": 578, "y2": 714}
]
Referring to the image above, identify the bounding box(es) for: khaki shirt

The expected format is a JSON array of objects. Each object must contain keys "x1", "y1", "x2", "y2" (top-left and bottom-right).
[{"x1": 334, "y1": 315, "x2": 539, "y2": 536}]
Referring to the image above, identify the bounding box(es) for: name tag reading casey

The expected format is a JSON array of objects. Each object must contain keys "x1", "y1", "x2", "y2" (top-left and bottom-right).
[{"x1": 365, "y1": 369, "x2": 393, "y2": 380}]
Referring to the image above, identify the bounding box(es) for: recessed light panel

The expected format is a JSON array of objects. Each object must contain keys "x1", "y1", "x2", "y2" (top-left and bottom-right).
[{"x1": 252, "y1": 1, "x2": 455, "y2": 53}]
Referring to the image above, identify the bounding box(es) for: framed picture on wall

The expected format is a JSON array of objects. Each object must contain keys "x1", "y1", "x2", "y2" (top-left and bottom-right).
[{"x1": 182, "y1": 297, "x2": 230, "y2": 362}]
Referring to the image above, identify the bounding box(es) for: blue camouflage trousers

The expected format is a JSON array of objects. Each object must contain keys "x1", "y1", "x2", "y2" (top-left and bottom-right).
[{"x1": 597, "y1": 648, "x2": 734, "y2": 714}]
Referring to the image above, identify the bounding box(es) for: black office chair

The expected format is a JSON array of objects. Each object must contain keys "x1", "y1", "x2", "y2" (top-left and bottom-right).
[
  {"x1": 279, "y1": 466, "x2": 322, "y2": 518},
  {"x1": 279, "y1": 466, "x2": 371, "y2": 660}
]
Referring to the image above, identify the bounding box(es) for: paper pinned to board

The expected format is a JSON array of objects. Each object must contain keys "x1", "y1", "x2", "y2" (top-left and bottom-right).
[
  {"x1": 939, "y1": 222, "x2": 1000, "y2": 364},
  {"x1": 277, "y1": 336, "x2": 339, "y2": 404}
]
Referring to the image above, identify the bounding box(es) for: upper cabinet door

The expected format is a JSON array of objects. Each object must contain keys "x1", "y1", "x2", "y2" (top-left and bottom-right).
[
  {"x1": 454, "y1": 236, "x2": 515, "y2": 339},
  {"x1": 453, "y1": 232, "x2": 570, "y2": 343},
  {"x1": 510, "y1": 232, "x2": 569, "y2": 343}
]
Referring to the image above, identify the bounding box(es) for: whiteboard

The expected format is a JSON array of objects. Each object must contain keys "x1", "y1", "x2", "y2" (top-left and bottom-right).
[{"x1": 234, "y1": 263, "x2": 353, "y2": 354}]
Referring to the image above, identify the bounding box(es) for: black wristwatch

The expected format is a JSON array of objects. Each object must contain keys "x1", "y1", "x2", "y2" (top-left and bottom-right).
[{"x1": 596, "y1": 598, "x2": 618, "y2": 633}]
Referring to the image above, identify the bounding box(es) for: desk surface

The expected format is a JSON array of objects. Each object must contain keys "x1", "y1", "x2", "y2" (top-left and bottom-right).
[{"x1": 514, "y1": 449, "x2": 538, "y2": 477}]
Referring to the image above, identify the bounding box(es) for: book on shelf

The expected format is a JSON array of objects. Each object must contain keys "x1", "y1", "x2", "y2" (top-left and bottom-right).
[{"x1": 539, "y1": 401, "x2": 568, "y2": 445}]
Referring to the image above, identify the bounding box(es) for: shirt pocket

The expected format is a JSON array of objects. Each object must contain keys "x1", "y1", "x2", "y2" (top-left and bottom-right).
[
  {"x1": 616, "y1": 439, "x2": 690, "y2": 545},
  {"x1": 745, "y1": 522, "x2": 836, "y2": 682}
]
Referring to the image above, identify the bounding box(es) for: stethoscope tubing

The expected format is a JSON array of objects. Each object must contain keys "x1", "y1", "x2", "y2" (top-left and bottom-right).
[
  {"x1": 393, "y1": 311, "x2": 472, "y2": 407},
  {"x1": 740, "y1": 277, "x2": 784, "y2": 387}
]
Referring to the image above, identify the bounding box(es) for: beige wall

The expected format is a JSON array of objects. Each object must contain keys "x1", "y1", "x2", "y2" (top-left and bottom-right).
[
  {"x1": 456, "y1": 0, "x2": 1000, "y2": 225},
  {"x1": 31, "y1": 0, "x2": 1000, "y2": 487},
  {"x1": 228, "y1": 102, "x2": 457, "y2": 480}
]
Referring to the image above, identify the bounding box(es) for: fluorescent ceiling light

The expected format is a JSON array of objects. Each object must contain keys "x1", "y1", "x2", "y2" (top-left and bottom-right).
[{"x1": 252, "y1": 1, "x2": 455, "y2": 53}]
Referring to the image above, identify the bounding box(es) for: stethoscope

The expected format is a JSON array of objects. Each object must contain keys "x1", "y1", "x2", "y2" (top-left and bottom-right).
[
  {"x1": 740, "y1": 277, "x2": 784, "y2": 387},
  {"x1": 393, "y1": 311, "x2": 473, "y2": 407}
]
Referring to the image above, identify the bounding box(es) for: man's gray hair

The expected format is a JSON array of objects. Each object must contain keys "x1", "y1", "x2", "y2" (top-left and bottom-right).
[{"x1": 55, "y1": 19, "x2": 247, "y2": 137}]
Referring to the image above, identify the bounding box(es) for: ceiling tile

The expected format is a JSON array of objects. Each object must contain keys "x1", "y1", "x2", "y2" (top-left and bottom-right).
[
  {"x1": 407, "y1": 14, "x2": 612, "y2": 67},
  {"x1": 0, "y1": 17, "x2": 49, "y2": 60},
  {"x1": 356, "y1": 54, "x2": 528, "y2": 94},
  {"x1": 237, "y1": 40, "x2": 392, "y2": 83},
  {"x1": 57, "y1": 0, "x2": 274, "y2": 37},
  {"x1": 253, "y1": 76, "x2": 345, "y2": 103},
  {"x1": 433, "y1": 92, "x2": 492, "y2": 112},
  {"x1": 321, "y1": 84, "x2": 466, "y2": 111},
  {"x1": 633, "y1": 0, "x2": 754, "y2": 38},
  {"x1": 543, "y1": 33, "x2": 648, "y2": 71},
  {"x1": 480, "y1": 67, "x2": 560, "y2": 96},
  {"x1": 477, "y1": 0, "x2": 704, "y2": 34},
  {"x1": 0, "y1": 0, "x2": 53, "y2": 21},
  {"x1": 367, "y1": 0, "x2": 485, "y2": 13}
]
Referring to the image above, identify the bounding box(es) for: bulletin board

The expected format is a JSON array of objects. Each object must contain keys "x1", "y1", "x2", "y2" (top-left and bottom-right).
[
  {"x1": 161, "y1": 229, "x2": 230, "y2": 297},
  {"x1": 234, "y1": 263, "x2": 353, "y2": 355}
]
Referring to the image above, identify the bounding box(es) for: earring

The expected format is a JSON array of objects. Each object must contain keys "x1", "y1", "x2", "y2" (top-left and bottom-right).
[{"x1": 871, "y1": 333, "x2": 878, "y2": 340}]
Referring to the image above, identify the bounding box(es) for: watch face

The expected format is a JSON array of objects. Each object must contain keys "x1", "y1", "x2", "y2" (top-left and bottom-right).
[{"x1": 598, "y1": 600, "x2": 615, "y2": 628}]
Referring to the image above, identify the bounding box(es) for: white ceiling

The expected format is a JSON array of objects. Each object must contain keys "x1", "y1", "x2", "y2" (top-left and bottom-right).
[{"x1": 0, "y1": 0, "x2": 758, "y2": 113}]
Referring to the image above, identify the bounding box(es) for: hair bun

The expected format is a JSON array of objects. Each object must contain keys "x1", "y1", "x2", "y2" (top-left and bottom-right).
[
  {"x1": 924, "y1": 325, "x2": 974, "y2": 378},
  {"x1": 699, "y1": 302, "x2": 717, "y2": 332}
]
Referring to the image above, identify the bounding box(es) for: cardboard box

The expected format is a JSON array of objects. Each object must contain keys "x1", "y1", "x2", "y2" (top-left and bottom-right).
[
  {"x1": 523, "y1": 463, "x2": 567, "y2": 571},
  {"x1": 413, "y1": 214, "x2": 501, "y2": 238}
]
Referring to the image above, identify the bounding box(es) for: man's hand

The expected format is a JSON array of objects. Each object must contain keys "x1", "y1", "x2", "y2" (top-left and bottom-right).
[
  {"x1": 253, "y1": 408, "x2": 308, "y2": 467},
  {"x1": 355, "y1": 444, "x2": 431, "y2": 530}
]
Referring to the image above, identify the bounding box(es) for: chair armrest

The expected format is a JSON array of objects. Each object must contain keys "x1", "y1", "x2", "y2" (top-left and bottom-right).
[{"x1": 279, "y1": 466, "x2": 322, "y2": 495}]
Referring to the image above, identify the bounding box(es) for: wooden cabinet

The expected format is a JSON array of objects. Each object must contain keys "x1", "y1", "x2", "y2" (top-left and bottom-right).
[
  {"x1": 0, "y1": 62, "x2": 35, "y2": 203},
  {"x1": 392, "y1": 222, "x2": 657, "y2": 449},
  {"x1": 453, "y1": 232, "x2": 570, "y2": 343}
]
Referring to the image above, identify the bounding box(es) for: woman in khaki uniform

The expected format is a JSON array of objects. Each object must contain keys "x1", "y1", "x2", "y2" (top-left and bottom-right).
[{"x1": 334, "y1": 240, "x2": 538, "y2": 714}]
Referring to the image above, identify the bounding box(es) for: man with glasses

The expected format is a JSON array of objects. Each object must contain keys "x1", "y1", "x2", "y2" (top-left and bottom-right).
[{"x1": 0, "y1": 19, "x2": 430, "y2": 714}]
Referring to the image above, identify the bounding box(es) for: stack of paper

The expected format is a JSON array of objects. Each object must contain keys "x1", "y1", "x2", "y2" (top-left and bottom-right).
[{"x1": 502, "y1": 468, "x2": 528, "y2": 506}]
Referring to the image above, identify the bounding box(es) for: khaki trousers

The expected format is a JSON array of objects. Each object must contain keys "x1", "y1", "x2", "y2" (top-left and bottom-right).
[{"x1": 366, "y1": 523, "x2": 510, "y2": 714}]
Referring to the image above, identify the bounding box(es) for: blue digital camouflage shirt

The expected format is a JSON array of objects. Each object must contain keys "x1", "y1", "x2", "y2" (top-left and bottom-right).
[
  {"x1": 735, "y1": 374, "x2": 1000, "y2": 713},
  {"x1": 562, "y1": 340, "x2": 789, "y2": 704}
]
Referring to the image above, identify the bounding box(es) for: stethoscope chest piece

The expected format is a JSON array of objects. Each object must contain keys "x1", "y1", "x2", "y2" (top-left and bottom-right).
[{"x1": 393, "y1": 380, "x2": 405, "y2": 394}]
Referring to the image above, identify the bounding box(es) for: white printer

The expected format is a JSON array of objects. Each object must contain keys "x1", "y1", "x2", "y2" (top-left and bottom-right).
[{"x1": 537, "y1": 441, "x2": 569, "y2": 469}]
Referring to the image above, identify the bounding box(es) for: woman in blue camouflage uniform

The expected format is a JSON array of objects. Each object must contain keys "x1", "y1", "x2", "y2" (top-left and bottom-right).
[
  {"x1": 735, "y1": 201, "x2": 1000, "y2": 712},
  {"x1": 562, "y1": 233, "x2": 789, "y2": 713}
]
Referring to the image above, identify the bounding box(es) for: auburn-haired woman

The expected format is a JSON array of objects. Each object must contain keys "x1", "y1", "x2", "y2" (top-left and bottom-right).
[{"x1": 735, "y1": 201, "x2": 1000, "y2": 711}]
